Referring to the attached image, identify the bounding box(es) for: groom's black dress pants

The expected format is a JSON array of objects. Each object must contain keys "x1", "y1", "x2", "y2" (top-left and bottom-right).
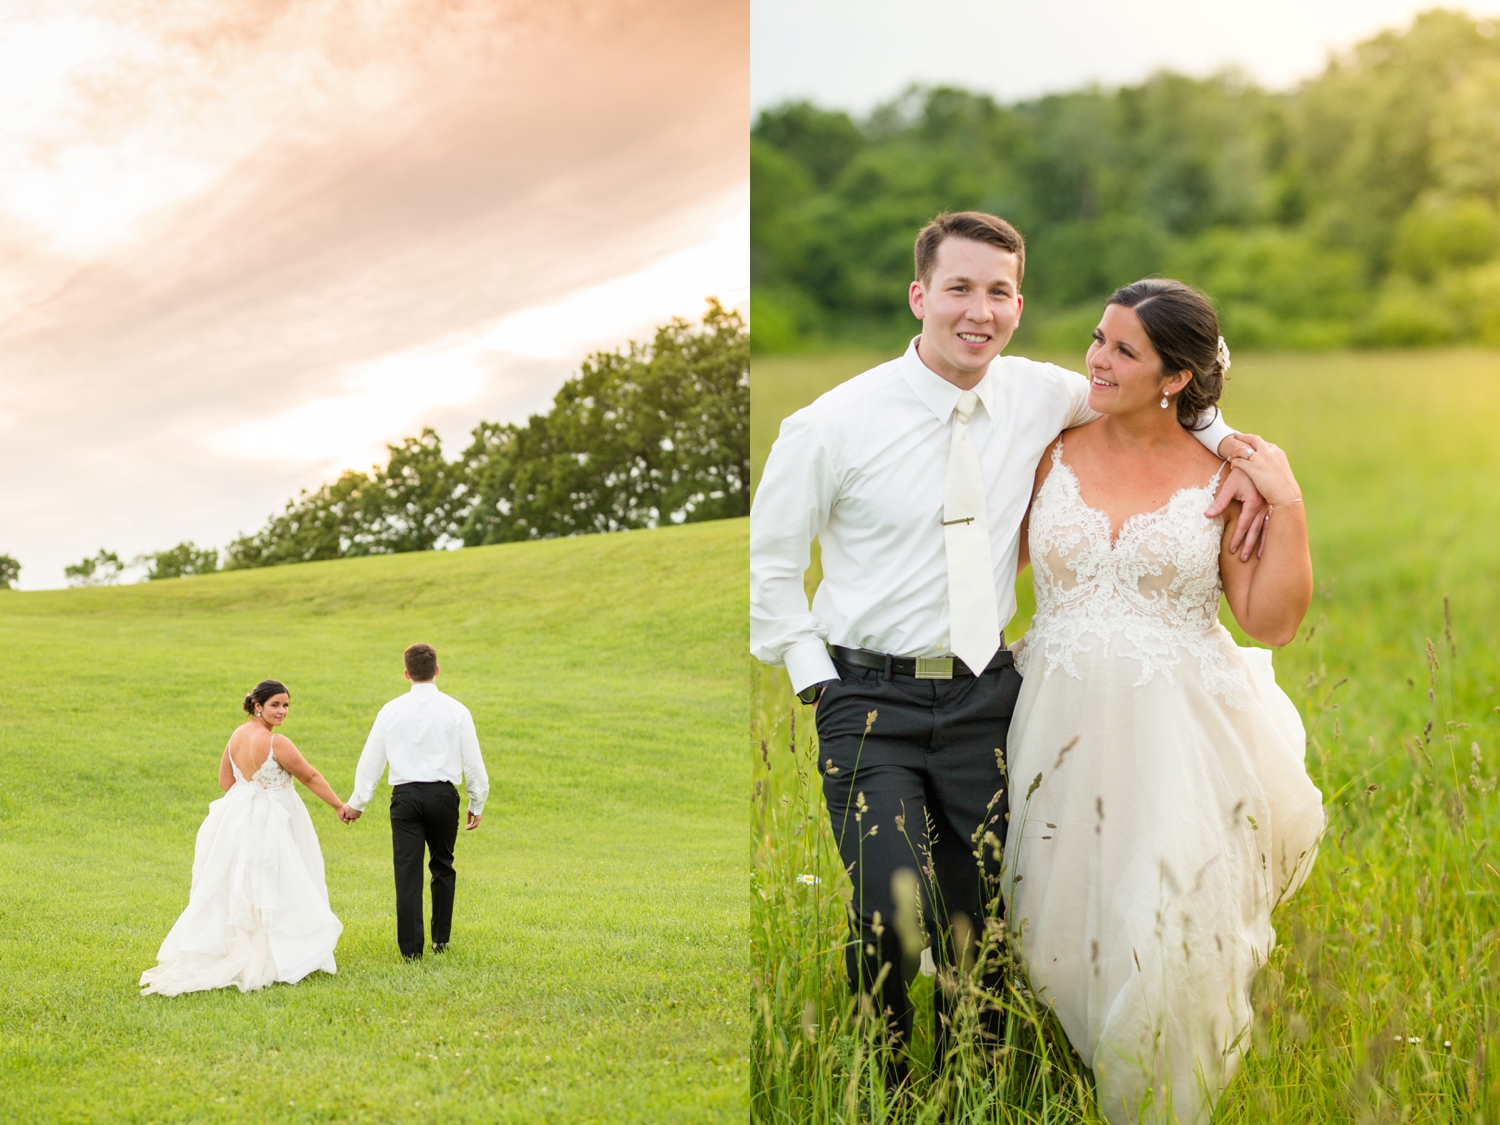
[
  {"x1": 390, "y1": 781, "x2": 459, "y2": 958},
  {"x1": 816, "y1": 654, "x2": 1019, "y2": 1079}
]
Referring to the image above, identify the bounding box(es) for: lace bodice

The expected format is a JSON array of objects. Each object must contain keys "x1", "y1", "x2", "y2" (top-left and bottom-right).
[
  {"x1": 230, "y1": 737, "x2": 295, "y2": 791},
  {"x1": 1017, "y1": 442, "x2": 1248, "y2": 707}
]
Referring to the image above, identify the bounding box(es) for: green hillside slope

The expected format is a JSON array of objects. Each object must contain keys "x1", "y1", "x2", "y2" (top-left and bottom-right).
[{"x1": 0, "y1": 519, "x2": 746, "y2": 1123}]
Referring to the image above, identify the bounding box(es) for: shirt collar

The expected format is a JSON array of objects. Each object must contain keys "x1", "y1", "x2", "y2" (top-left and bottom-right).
[
  {"x1": 409, "y1": 681, "x2": 438, "y2": 694},
  {"x1": 899, "y1": 336, "x2": 996, "y2": 424}
]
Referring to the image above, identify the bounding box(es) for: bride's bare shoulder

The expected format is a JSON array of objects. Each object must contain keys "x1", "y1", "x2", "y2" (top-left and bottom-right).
[
  {"x1": 1180, "y1": 427, "x2": 1226, "y2": 478},
  {"x1": 226, "y1": 721, "x2": 259, "y2": 746},
  {"x1": 1062, "y1": 418, "x2": 1108, "y2": 447}
]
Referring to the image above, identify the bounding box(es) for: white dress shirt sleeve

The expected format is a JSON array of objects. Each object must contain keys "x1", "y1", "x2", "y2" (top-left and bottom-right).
[
  {"x1": 458, "y1": 707, "x2": 489, "y2": 817},
  {"x1": 750, "y1": 410, "x2": 841, "y2": 694},
  {"x1": 347, "y1": 707, "x2": 389, "y2": 812},
  {"x1": 1058, "y1": 367, "x2": 1237, "y2": 456},
  {"x1": 1188, "y1": 407, "x2": 1236, "y2": 455}
]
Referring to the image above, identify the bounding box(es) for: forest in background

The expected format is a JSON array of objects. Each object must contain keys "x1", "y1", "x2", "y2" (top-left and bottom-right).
[{"x1": 752, "y1": 9, "x2": 1500, "y2": 353}]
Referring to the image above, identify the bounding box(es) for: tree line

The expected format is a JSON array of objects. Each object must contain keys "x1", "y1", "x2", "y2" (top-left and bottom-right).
[
  {"x1": 7, "y1": 301, "x2": 745, "y2": 590},
  {"x1": 753, "y1": 10, "x2": 1500, "y2": 353}
]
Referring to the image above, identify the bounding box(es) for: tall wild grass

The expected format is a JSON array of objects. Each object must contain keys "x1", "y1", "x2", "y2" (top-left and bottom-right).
[{"x1": 751, "y1": 603, "x2": 1500, "y2": 1124}]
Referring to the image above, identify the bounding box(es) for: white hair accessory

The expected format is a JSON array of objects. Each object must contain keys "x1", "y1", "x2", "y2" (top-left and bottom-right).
[{"x1": 1216, "y1": 336, "x2": 1232, "y2": 374}]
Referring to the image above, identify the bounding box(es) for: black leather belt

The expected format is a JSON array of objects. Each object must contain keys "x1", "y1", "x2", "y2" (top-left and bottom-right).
[{"x1": 830, "y1": 643, "x2": 1012, "y2": 679}]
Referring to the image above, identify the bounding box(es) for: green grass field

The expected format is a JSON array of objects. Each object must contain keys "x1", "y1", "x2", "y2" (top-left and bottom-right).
[
  {"x1": 751, "y1": 348, "x2": 1500, "y2": 1122},
  {"x1": 0, "y1": 519, "x2": 747, "y2": 1123}
]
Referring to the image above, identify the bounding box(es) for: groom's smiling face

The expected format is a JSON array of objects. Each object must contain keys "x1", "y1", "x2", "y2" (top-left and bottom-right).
[{"x1": 909, "y1": 237, "x2": 1023, "y2": 389}]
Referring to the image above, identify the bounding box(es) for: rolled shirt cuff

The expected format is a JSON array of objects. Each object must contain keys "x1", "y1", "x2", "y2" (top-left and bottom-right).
[
  {"x1": 784, "y1": 638, "x2": 839, "y2": 696},
  {"x1": 1197, "y1": 407, "x2": 1236, "y2": 456},
  {"x1": 467, "y1": 800, "x2": 485, "y2": 817}
]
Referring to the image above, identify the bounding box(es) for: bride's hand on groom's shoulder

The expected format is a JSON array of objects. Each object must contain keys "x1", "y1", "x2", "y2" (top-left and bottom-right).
[{"x1": 1209, "y1": 433, "x2": 1273, "y2": 560}]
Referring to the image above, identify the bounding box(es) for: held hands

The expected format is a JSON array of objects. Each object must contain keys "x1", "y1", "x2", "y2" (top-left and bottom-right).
[{"x1": 338, "y1": 804, "x2": 362, "y2": 824}]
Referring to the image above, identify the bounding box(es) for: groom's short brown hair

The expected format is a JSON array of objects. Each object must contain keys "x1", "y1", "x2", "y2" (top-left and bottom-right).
[
  {"x1": 915, "y1": 211, "x2": 1026, "y2": 288},
  {"x1": 404, "y1": 643, "x2": 438, "y2": 681}
]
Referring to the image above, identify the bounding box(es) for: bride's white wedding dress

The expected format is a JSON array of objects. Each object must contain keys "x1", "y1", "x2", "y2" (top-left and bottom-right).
[
  {"x1": 140, "y1": 738, "x2": 343, "y2": 996},
  {"x1": 1004, "y1": 443, "x2": 1324, "y2": 1124}
]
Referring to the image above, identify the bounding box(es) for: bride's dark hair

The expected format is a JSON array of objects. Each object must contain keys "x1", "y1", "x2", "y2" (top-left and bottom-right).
[
  {"x1": 1106, "y1": 278, "x2": 1226, "y2": 431},
  {"x1": 243, "y1": 679, "x2": 289, "y2": 715}
]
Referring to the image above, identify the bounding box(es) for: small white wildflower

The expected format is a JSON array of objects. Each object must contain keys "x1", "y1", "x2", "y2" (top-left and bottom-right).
[
  {"x1": 796, "y1": 873, "x2": 822, "y2": 886},
  {"x1": 1407, "y1": 1037, "x2": 1421, "y2": 1044}
]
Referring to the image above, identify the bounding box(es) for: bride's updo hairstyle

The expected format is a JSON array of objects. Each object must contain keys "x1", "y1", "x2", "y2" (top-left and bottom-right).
[
  {"x1": 243, "y1": 679, "x2": 289, "y2": 716},
  {"x1": 1106, "y1": 278, "x2": 1228, "y2": 432}
]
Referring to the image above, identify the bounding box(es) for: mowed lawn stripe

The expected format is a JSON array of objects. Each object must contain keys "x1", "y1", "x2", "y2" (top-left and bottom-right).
[{"x1": 0, "y1": 518, "x2": 746, "y2": 1123}]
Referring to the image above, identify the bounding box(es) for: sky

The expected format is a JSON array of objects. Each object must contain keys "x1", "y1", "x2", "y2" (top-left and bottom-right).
[
  {"x1": 752, "y1": 0, "x2": 1500, "y2": 113},
  {"x1": 1, "y1": 0, "x2": 746, "y2": 589}
]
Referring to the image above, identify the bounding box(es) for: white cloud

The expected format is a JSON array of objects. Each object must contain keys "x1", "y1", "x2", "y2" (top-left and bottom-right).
[
  {"x1": 205, "y1": 185, "x2": 748, "y2": 470},
  {"x1": 477, "y1": 188, "x2": 748, "y2": 359}
]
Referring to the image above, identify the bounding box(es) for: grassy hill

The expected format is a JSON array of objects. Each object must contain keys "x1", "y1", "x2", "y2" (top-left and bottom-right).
[
  {"x1": 0, "y1": 518, "x2": 746, "y2": 1123},
  {"x1": 751, "y1": 350, "x2": 1500, "y2": 1120}
]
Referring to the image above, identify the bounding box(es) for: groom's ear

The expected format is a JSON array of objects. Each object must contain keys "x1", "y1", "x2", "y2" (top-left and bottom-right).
[{"x1": 909, "y1": 279, "x2": 927, "y2": 321}]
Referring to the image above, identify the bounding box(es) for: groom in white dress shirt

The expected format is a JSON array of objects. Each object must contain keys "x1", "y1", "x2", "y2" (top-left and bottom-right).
[
  {"x1": 343, "y1": 643, "x2": 489, "y2": 960},
  {"x1": 750, "y1": 211, "x2": 1266, "y2": 1082}
]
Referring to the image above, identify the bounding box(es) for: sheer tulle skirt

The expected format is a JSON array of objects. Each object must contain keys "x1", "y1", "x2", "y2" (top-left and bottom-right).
[
  {"x1": 1003, "y1": 627, "x2": 1323, "y2": 1125},
  {"x1": 140, "y1": 782, "x2": 342, "y2": 996}
]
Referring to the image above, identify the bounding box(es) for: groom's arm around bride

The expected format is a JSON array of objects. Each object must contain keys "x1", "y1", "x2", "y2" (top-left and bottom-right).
[{"x1": 342, "y1": 643, "x2": 490, "y2": 959}]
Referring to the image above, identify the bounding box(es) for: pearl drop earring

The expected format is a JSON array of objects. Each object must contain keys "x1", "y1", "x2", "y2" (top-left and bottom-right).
[{"x1": 1160, "y1": 393, "x2": 1170, "y2": 409}]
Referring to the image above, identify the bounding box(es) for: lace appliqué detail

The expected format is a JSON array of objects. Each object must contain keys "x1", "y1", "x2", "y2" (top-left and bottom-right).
[
  {"x1": 251, "y1": 753, "x2": 295, "y2": 791},
  {"x1": 230, "y1": 741, "x2": 296, "y2": 791},
  {"x1": 1016, "y1": 446, "x2": 1248, "y2": 708}
]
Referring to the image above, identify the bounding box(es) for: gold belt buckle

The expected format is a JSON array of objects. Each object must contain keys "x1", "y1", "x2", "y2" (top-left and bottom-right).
[{"x1": 914, "y1": 657, "x2": 953, "y2": 680}]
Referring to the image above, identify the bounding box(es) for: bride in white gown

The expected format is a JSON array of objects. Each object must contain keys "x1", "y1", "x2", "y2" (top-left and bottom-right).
[
  {"x1": 1004, "y1": 280, "x2": 1325, "y2": 1124},
  {"x1": 141, "y1": 679, "x2": 348, "y2": 996}
]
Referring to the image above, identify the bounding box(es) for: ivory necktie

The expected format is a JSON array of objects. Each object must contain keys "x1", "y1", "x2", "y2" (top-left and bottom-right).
[{"x1": 943, "y1": 390, "x2": 1000, "y2": 675}]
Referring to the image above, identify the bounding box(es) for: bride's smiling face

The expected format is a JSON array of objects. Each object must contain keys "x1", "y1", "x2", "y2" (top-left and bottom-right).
[
  {"x1": 1086, "y1": 303, "x2": 1191, "y2": 415},
  {"x1": 259, "y1": 693, "x2": 290, "y2": 726}
]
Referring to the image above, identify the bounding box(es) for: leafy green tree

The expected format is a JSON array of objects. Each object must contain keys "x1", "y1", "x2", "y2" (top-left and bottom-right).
[
  {"x1": 1391, "y1": 194, "x2": 1498, "y2": 281},
  {"x1": 370, "y1": 430, "x2": 466, "y2": 552},
  {"x1": 140, "y1": 541, "x2": 219, "y2": 580},
  {"x1": 64, "y1": 549, "x2": 123, "y2": 587},
  {"x1": 0, "y1": 554, "x2": 18, "y2": 590},
  {"x1": 224, "y1": 466, "x2": 387, "y2": 569},
  {"x1": 752, "y1": 102, "x2": 864, "y2": 189},
  {"x1": 461, "y1": 300, "x2": 748, "y2": 544},
  {"x1": 224, "y1": 302, "x2": 747, "y2": 567}
]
